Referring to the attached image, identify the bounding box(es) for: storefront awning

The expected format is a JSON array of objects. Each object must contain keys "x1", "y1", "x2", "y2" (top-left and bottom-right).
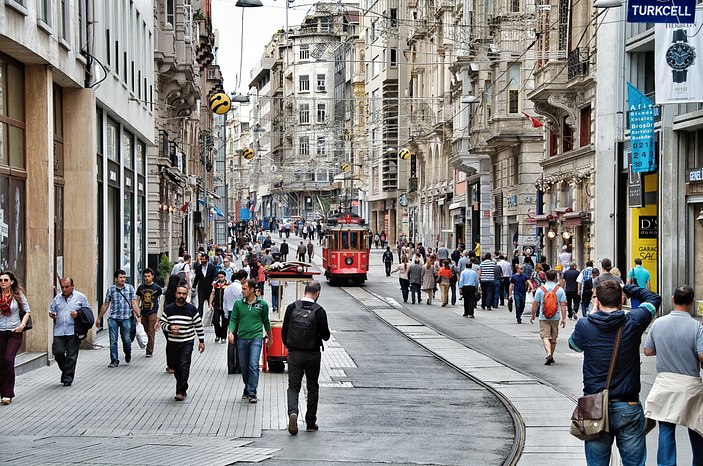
[
  {"x1": 562, "y1": 211, "x2": 587, "y2": 227},
  {"x1": 448, "y1": 201, "x2": 465, "y2": 211},
  {"x1": 535, "y1": 213, "x2": 554, "y2": 228}
]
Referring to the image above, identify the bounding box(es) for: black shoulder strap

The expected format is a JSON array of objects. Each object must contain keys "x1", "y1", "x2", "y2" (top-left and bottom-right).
[{"x1": 605, "y1": 327, "x2": 624, "y2": 390}]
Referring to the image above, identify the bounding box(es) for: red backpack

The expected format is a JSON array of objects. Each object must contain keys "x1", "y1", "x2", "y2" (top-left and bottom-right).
[{"x1": 540, "y1": 285, "x2": 560, "y2": 319}]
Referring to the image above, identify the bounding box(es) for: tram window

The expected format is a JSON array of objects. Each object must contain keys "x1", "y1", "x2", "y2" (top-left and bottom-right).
[
  {"x1": 350, "y1": 232, "x2": 359, "y2": 250},
  {"x1": 329, "y1": 233, "x2": 337, "y2": 250},
  {"x1": 362, "y1": 232, "x2": 368, "y2": 249},
  {"x1": 341, "y1": 232, "x2": 349, "y2": 249}
]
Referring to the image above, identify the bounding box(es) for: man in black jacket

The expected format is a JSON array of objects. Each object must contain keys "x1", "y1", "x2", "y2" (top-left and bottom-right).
[
  {"x1": 192, "y1": 253, "x2": 216, "y2": 318},
  {"x1": 382, "y1": 247, "x2": 394, "y2": 276},
  {"x1": 282, "y1": 281, "x2": 330, "y2": 435},
  {"x1": 280, "y1": 239, "x2": 289, "y2": 262}
]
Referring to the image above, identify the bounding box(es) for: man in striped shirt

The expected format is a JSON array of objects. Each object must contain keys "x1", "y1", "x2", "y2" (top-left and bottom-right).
[
  {"x1": 477, "y1": 253, "x2": 496, "y2": 310},
  {"x1": 160, "y1": 286, "x2": 205, "y2": 401}
]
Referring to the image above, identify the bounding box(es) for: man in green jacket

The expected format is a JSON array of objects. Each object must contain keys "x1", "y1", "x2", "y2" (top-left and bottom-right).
[{"x1": 228, "y1": 279, "x2": 272, "y2": 403}]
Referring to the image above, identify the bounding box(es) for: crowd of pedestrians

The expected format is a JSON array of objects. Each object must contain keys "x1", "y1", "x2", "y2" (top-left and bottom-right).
[{"x1": 0, "y1": 222, "x2": 701, "y2": 462}]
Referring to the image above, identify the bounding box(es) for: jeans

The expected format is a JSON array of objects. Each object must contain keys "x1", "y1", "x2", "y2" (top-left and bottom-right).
[
  {"x1": 481, "y1": 282, "x2": 494, "y2": 309},
  {"x1": 108, "y1": 318, "x2": 132, "y2": 364},
  {"x1": 514, "y1": 293, "x2": 526, "y2": 322},
  {"x1": 399, "y1": 278, "x2": 410, "y2": 302},
  {"x1": 52, "y1": 334, "x2": 80, "y2": 383},
  {"x1": 237, "y1": 337, "x2": 263, "y2": 398},
  {"x1": 584, "y1": 401, "x2": 646, "y2": 466},
  {"x1": 581, "y1": 291, "x2": 593, "y2": 317},
  {"x1": 271, "y1": 285, "x2": 280, "y2": 311},
  {"x1": 657, "y1": 420, "x2": 703, "y2": 466},
  {"x1": 287, "y1": 350, "x2": 322, "y2": 427},
  {"x1": 166, "y1": 340, "x2": 193, "y2": 394},
  {"x1": 493, "y1": 280, "x2": 502, "y2": 307},
  {"x1": 385, "y1": 262, "x2": 392, "y2": 276},
  {"x1": 0, "y1": 331, "x2": 23, "y2": 398},
  {"x1": 410, "y1": 283, "x2": 422, "y2": 303},
  {"x1": 450, "y1": 282, "x2": 457, "y2": 305},
  {"x1": 462, "y1": 286, "x2": 476, "y2": 316},
  {"x1": 140, "y1": 313, "x2": 158, "y2": 354},
  {"x1": 566, "y1": 290, "x2": 580, "y2": 318}
]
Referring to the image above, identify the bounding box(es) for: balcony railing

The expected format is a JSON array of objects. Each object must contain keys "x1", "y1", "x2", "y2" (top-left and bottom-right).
[{"x1": 567, "y1": 47, "x2": 589, "y2": 80}]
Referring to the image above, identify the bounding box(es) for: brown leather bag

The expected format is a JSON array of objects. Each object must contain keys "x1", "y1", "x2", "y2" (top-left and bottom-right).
[{"x1": 570, "y1": 327, "x2": 623, "y2": 441}]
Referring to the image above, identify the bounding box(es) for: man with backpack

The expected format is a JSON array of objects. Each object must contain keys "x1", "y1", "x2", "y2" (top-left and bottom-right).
[
  {"x1": 282, "y1": 281, "x2": 330, "y2": 436},
  {"x1": 382, "y1": 247, "x2": 394, "y2": 277},
  {"x1": 530, "y1": 269, "x2": 567, "y2": 365}
]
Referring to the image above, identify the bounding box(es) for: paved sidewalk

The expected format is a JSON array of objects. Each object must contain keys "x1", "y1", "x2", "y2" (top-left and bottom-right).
[{"x1": 1, "y1": 314, "x2": 356, "y2": 465}]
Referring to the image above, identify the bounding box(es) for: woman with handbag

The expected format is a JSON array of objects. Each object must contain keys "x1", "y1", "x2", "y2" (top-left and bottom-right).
[{"x1": 0, "y1": 271, "x2": 31, "y2": 405}]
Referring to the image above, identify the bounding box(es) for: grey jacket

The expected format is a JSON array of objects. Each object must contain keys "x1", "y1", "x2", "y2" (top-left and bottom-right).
[{"x1": 408, "y1": 264, "x2": 423, "y2": 284}]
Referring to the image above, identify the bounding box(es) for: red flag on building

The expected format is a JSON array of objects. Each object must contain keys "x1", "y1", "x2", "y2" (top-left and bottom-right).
[
  {"x1": 180, "y1": 202, "x2": 189, "y2": 213},
  {"x1": 522, "y1": 112, "x2": 544, "y2": 128}
]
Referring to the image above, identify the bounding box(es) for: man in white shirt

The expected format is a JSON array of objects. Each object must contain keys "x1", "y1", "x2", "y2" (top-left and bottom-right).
[
  {"x1": 498, "y1": 255, "x2": 513, "y2": 307},
  {"x1": 558, "y1": 245, "x2": 572, "y2": 273}
]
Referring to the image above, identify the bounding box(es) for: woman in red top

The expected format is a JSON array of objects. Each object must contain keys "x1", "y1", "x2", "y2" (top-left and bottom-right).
[{"x1": 437, "y1": 260, "x2": 453, "y2": 307}]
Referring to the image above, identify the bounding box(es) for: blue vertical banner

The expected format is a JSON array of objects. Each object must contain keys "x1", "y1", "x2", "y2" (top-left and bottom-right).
[{"x1": 627, "y1": 83, "x2": 656, "y2": 173}]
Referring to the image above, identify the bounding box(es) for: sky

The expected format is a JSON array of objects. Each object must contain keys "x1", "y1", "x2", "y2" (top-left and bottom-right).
[{"x1": 211, "y1": 0, "x2": 310, "y2": 95}]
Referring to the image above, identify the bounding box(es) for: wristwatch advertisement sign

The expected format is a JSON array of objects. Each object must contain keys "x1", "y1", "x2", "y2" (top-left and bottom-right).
[{"x1": 655, "y1": 8, "x2": 703, "y2": 103}]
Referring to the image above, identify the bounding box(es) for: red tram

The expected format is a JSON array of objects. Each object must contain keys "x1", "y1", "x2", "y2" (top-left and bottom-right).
[{"x1": 322, "y1": 213, "x2": 370, "y2": 284}]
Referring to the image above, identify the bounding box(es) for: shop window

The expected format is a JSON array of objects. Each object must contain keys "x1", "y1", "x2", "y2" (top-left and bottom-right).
[
  {"x1": 0, "y1": 55, "x2": 27, "y2": 282},
  {"x1": 106, "y1": 118, "x2": 119, "y2": 162},
  {"x1": 123, "y1": 192, "x2": 133, "y2": 282},
  {"x1": 136, "y1": 140, "x2": 145, "y2": 175},
  {"x1": 122, "y1": 131, "x2": 134, "y2": 169}
]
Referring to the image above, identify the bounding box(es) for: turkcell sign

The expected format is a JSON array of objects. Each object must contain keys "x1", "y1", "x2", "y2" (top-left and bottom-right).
[{"x1": 628, "y1": 0, "x2": 695, "y2": 23}]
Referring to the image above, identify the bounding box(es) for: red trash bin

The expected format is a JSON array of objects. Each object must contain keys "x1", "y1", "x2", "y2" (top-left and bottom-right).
[{"x1": 263, "y1": 321, "x2": 287, "y2": 372}]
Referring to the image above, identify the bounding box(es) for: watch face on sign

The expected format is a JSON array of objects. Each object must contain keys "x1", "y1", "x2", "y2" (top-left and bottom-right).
[{"x1": 666, "y1": 43, "x2": 695, "y2": 70}]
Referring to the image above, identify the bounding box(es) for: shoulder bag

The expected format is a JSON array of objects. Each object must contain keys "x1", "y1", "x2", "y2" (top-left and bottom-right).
[
  {"x1": 18, "y1": 299, "x2": 32, "y2": 331},
  {"x1": 569, "y1": 326, "x2": 623, "y2": 441}
]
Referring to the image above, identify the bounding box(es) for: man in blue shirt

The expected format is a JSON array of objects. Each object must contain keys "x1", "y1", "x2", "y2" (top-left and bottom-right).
[
  {"x1": 50, "y1": 278, "x2": 90, "y2": 386},
  {"x1": 509, "y1": 265, "x2": 532, "y2": 324},
  {"x1": 96, "y1": 270, "x2": 141, "y2": 368},
  {"x1": 531, "y1": 269, "x2": 567, "y2": 365},
  {"x1": 459, "y1": 259, "x2": 479, "y2": 318},
  {"x1": 627, "y1": 258, "x2": 651, "y2": 308}
]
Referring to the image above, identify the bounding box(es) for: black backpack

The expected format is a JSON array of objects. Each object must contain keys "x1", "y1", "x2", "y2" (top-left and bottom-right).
[{"x1": 286, "y1": 300, "x2": 320, "y2": 350}]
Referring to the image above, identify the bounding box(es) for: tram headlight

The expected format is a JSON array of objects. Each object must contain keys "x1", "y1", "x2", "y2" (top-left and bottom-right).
[{"x1": 345, "y1": 257, "x2": 353, "y2": 266}]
